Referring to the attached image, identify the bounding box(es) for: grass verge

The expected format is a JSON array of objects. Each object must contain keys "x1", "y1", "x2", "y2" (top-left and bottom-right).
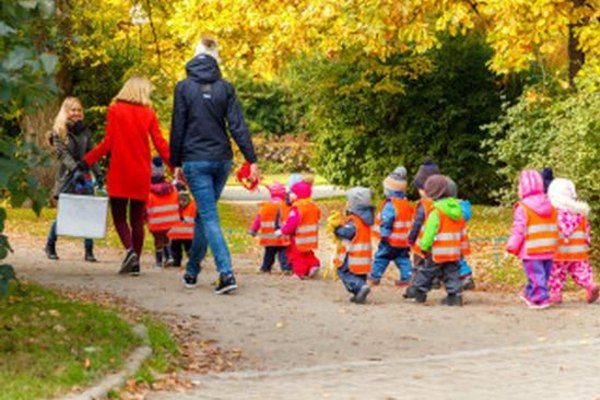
[{"x1": 0, "y1": 283, "x2": 141, "y2": 400}]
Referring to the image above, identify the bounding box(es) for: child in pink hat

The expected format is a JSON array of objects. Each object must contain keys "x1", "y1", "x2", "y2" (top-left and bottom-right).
[
  {"x1": 249, "y1": 182, "x2": 292, "y2": 273},
  {"x1": 279, "y1": 180, "x2": 321, "y2": 279},
  {"x1": 506, "y1": 170, "x2": 559, "y2": 309}
]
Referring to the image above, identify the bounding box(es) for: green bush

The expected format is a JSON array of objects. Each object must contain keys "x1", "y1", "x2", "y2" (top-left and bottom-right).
[
  {"x1": 286, "y1": 34, "x2": 519, "y2": 202},
  {"x1": 484, "y1": 86, "x2": 600, "y2": 220}
]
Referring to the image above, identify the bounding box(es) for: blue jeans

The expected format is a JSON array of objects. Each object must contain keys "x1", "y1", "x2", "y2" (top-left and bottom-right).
[
  {"x1": 337, "y1": 262, "x2": 367, "y2": 295},
  {"x1": 370, "y1": 241, "x2": 412, "y2": 281},
  {"x1": 47, "y1": 220, "x2": 93, "y2": 250},
  {"x1": 183, "y1": 160, "x2": 232, "y2": 277}
]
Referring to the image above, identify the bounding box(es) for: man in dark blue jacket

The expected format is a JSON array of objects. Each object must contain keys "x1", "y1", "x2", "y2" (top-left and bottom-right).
[{"x1": 170, "y1": 35, "x2": 260, "y2": 294}]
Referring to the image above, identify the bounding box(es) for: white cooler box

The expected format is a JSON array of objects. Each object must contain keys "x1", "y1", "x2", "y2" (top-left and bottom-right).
[{"x1": 56, "y1": 193, "x2": 109, "y2": 239}]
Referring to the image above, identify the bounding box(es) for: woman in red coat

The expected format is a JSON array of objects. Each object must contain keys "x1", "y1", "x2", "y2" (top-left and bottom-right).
[{"x1": 84, "y1": 76, "x2": 170, "y2": 275}]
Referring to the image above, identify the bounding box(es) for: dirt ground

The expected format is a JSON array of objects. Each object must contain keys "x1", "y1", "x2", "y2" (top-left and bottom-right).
[{"x1": 7, "y1": 221, "x2": 600, "y2": 399}]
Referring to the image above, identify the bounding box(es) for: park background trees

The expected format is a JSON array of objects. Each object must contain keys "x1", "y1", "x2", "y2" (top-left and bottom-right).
[{"x1": 2, "y1": 0, "x2": 600, "y2": 210}]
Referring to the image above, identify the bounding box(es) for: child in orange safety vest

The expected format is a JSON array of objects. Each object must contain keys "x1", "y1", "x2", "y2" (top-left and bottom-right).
[
  {"x1": 407, "y1": 175, "x2": 470, "y2": 306},
  {"x1": 333, "y1": 187, "x2": 375, "y2": 304},
  {"x1": 279, "y1": 179, "x2": 321, "y2": 279},
  {"x1": 147, "y1": 157, "x2": 179, "y2": 268},
  {"x1": 506, "y1": 170, "x2": 559, "y2": 309},
  {"x1": 167, "y1": 183, "x2": 196, "y2": 268},
  {"x1": 249, "y1": 182, "x2": 292, "y2": 274},
  {"x1": 369, "y1": 166, "x2": 414, "y2": 287},
  {"x1": 546, "y1": 178, "x2": 597, "y2": 304}
]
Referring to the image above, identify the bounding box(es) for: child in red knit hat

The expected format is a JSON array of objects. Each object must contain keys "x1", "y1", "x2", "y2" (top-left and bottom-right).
[{"x1": 279, "y1": 180, "x2": 321, "y2": 279}]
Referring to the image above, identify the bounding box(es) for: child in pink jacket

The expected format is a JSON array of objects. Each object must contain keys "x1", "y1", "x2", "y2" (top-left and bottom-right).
[
  {"x1": 506, "y1": 170, "x2": 559, "y2": 309},
  {"x1": 547, "y1": 178, "x2": 598, "y2": 304}
]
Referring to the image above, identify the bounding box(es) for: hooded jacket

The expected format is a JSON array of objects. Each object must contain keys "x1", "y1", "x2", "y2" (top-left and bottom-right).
[
  {"x1": 548, "y1": 178, "x2": 591, "y2": 245},
  {"x1": 169, "y1": 55, "x2": 257, "y2": 167},
  {"x1": 506, "y1": 170, "x2": 556, "y2": 260},
  {"x1": 419, "y1": 197, "x2": 463, "y2": 252}
]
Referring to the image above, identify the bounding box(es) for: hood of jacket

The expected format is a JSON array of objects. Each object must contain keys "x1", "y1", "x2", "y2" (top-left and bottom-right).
[
  {"x1": 433, "y1": 197, "x2": 462, "y2": 221},
  {"x1": 349, "y1": 205, "x2": 375, "y2": 226},
  {"x1": 185, "y1": 55, "x2": 221, "y2": 84},
  {"x1": 521, "y1": 194, "x2": 554, "y2": 217}
]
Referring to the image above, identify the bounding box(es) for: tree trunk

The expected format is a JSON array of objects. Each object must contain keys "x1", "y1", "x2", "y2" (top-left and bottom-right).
[{"x1": 568, "y1": 23, "x2": 585, "y2": 88}]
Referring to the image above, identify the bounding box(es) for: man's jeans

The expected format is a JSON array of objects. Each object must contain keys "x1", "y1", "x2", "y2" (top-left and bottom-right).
[
  {"x1": 47, "y1": 220, "x2": 93, "y2": 250},
  {"x1": 183, "y1": 160, "x2": 232, "y2": 277}
]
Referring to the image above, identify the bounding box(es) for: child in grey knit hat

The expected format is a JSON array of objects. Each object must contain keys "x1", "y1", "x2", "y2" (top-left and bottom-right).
[{"x1": 333, "y1": 187, "x2": 375, "y2": 304}]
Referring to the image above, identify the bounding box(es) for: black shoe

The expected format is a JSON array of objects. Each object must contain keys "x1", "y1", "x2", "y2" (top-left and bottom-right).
[
  {"x1": 214, "y1": 273, "x2": 237, "y2": 294},
  {"x1": 119, "y1": 249, "x2": 138, "y2": 274},
  {"x1": 352, "y1": 285, "x2": 370, "y2": 304},
  {"x1": 45, "y1": 243, "x2": 59, "y2": 260},
  {"x1": 182, "y1": 273, "x2": 198, "y2": 289},
  {"x1": 403, "y1": 286, "x2": 417, "y2": 299},
  {"x1": 441, "y1": 294, "x2": 463, "y2": 306},
  {"x1": 462, "y1": 277, "x2": 476, "y2": 291},
  {"x1": 414, "y1": 290, "x2": 427, "y2": 303},
  {"x1": 129, "y1": 263, "x2": 141, "y2": 276},
  {"x1": 84, "y1": 248, "x2": 97, "y2": 262}
]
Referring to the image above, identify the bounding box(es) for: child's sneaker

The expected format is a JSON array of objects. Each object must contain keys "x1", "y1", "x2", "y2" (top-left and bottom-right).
[
  {"x1": 414, "y1": 290, "x2": 427, "y2": 303},
  {"x1": 182, "y1": 273, "x2": 198, "y2": 289},
  {"x1": 351, "y1": 285, "x2": 371, "y2": 304},
  {"x1": 308, "y1": 266, "x2": 319, "y2": 278},
  {"x1": 586, "y1": 286, "x2": 599, "y2": 304},
  {"x1": 214, "y1": 273, "x2": 237, "y2": 294},
  {"x1": 403, "y1": 286, "x2": 417, "y2": 299},
  {"x1": 441, "y1": 294, "x2": 463, "y2": 306},
  {"x1": 291, "y1": 274, "x2": 303, "y2": 280},
  {"x1": 549, "y1": 292, "x2": 562, "y2": 305}
]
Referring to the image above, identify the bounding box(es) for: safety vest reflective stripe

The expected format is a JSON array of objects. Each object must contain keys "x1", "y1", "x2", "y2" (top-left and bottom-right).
[
  {"x1": 521, "y1": 202, "x2": 558, "y2": 256},
  {"x1": 183, "y1": 217, "x2": 194, "y2": 223},
  {"x1": 296, "y1": 236, "x2": 318, "y2": 244},
  {"x1": 297, "y1": 224, "x2": 318, "y2": 233},
  {"x1": 148, "y1": 215, "x2": 180, "y2": 224},
  {"x1": 389, "y1": 233, "x2": 409, "y2": 240},
  {"x1": 294, "y1": 201, "x2": 320, "y2": 251},
  {"x1": 334, "y1": 214, "x2": 372, "y2": 274},
  {"x1": 258, "y1": 201, "x2": 290, "y2": 247},
  {"x1": 436, "y1": 232, "x2": 462, "y2": 241},
  {"x1": 432, "y1": 247, "x2": 461, "y2": 256},
  {"x1": 557, "y1": 245, "x2": 588, "y2": 253},
  {"x1": 393, "y1": 222, "x2": 411, "y2": 228},
  {"x1": 169, "y1": 227, "x2": 194, "y2": 234},
  {"x1": 555, "y1": 217, "x2": 588, "y2": 261},
  {"x1": 147, "y1": 204, "x2": 179, "y2": 213},
  {"x1": 527, "y1": 224, "x2": 558, "y2": 234}
]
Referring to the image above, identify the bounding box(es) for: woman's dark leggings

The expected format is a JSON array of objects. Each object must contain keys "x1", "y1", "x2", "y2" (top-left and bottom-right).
[{"x1": 110, "y1": 197, "x2": 146, "y2": 256}]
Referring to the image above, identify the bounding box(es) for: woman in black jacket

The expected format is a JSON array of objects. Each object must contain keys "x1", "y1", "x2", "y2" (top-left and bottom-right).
[{"x1": 45, "y1": 96, "x2": 102, "y2": 262}]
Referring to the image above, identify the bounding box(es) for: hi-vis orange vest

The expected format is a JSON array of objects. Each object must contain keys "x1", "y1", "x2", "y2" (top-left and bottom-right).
[
  {"x1": 257, "y1": 201, "x2": 291, "y2": 247},
  {"x1": 334, "y1": 214, "x2": 372, "y2": 274},
  {"x1": 168, "y1": 200, "x2": 196, "y2": 240},
  {"x1": 411, "y1": 198, "x2": 434, "y2": 256},
  {"x1": 555, "y1": 217, "x2": 588, "y2": 262},
  {"x1": 431, "y1": 210, "x2": 470, "y2": 263},
  {"x1": 373, "y1": 198, "x2": 414, "y2": 247},
  {"x1": 520, "y1": 202, "x2": 559, "y2": 256},
  {"x1": 294, "y1": 200, "x2": 321, "y2": 251},
  {"x1": 147, "y1": 190, "x2": 180, "y2": 232}
]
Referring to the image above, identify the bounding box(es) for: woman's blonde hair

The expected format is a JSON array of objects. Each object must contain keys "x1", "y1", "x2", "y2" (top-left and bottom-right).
[
  {"x1": 47, "y1": 96, "x2": 83, "y2": 146},
  {"x1": 113, "y1": 76, "x2": 153, "y2": 106}
]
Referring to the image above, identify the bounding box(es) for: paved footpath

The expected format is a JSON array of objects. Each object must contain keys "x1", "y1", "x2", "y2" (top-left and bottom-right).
[
  {"x1": 150, "y1": 338, "x2": 600, "y2": 400},
  {"x1": 8, "y1": 232, "x2": 600, "y2": 400}
]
